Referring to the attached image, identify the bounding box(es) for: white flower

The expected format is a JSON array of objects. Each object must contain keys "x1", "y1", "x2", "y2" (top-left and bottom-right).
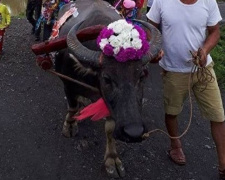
[
  {"x1": 108, "y1": 19, "x2": 128, "y2": 34},
  {"x1": 117, "y1": 33, "x2": 130, "y2": 43},
  {"x1": 99, "y1": 38, "x2": 109, "y2": 49},
  {"x1": 109, "y1": 35, "x2": 122, "y2": 48},
  {"x1": 124, "y1": 23, "x2": 133, "y2": 31},
  {"x1": 123, "y1": 41, "x2": 132, "y2": 49},
  {"x1": 113, "y1": 47, "x2": 120, "y2": 55},
  {"x1": 131, "y1": 38, "x2": 142, "y2": 49},
  {"x1": 131, "y1": 29, "x2": 139, "y2": 38},
  {"x1": 112, "y1": 23, "x2": 124, "y2": 34}
]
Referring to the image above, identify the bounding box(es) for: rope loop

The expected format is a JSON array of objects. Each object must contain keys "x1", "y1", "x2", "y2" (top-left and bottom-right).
[{"x1": 190, "y1": 48, "x2": 215, "y2": 92}]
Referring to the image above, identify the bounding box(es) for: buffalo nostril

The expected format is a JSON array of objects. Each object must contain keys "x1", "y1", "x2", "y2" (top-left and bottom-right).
[{"x1": 123, "y1": 124, "x2": 144, "y2": 138}]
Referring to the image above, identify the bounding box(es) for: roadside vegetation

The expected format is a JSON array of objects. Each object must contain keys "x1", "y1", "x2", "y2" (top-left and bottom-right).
[{"x1": 212, "y1": 25, "x2": 225, "y2": 88}]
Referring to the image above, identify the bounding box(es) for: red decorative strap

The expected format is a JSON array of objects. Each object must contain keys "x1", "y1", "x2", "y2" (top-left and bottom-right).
[{"x1": 49, "y1": 5, "x2": 77, "y2": 40}]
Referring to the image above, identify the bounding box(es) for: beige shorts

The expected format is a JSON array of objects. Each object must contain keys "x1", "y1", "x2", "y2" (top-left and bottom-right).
[{"x1": 162, "y1": 62, "x2": 225, "y2": 122}]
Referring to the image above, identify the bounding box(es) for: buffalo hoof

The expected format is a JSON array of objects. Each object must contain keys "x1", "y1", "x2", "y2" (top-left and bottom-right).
[
  {"x1": 105, "y1": 157, "x2": 125, "y2": 178},
  {"x1": 62, "y1": 121, "x2": 78, "y2": 137},
  {"x1": 71, "y1": 122, "x2": 79, "y2": 137}
]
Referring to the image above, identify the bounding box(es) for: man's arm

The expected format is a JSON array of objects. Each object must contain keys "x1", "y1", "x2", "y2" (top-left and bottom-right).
[
  {"x1": 147, "y1": 19, "x2": 160, "y2": 29},
  {"x1": 204, "y1": 24, "x2": 220, "y2": 55},
  {"x1": 197, "y1": 24, "x2": 220, "y2": 67}
]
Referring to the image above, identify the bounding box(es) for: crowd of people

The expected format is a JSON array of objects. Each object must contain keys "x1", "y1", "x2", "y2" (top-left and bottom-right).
[
  {"x1": 26, "y1": 0, "x2": 72, "y2": 41},
  {"x1": 26, "y1": 0, "x2": 153, "y2": 42},
  {"x1": 4, "y1": 0, "x2": 223, "y2": 179}
]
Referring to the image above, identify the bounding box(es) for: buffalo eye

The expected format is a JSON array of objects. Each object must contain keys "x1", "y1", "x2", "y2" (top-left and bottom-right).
[
  {"x1": 102, "y1": 74, "x2": 112, "y2": 85},
  {"x1": 104, "y1": 76, "x2": 111, "y2": 85},
  {"x1": 101, "y1": 73, "x2": 118, "y2": 89}
]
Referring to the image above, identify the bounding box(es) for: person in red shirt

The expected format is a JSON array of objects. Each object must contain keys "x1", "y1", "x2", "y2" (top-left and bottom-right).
[{"x1": 135, "y1": 0, "x2": 144, "y2": 19}]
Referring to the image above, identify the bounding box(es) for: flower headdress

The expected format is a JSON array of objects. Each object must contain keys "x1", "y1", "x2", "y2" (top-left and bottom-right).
[{"x1": 97, "y1": 19, "x2": 149, "y2": 62}]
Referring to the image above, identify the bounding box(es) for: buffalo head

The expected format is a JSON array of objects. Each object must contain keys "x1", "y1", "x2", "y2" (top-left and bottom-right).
[{"x1": 67, "y1": 20, "x2": 162, "y2": 143}]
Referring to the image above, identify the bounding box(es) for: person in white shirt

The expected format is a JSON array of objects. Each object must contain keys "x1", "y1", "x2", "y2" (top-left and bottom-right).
[{"x1": 146, "y1": 0, "x2": 225, "y2": 179}]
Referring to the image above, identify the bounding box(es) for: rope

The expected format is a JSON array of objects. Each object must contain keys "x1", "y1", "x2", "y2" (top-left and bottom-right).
[
  {"x1": 142, "y1": 70, "x2": 193, "y2": 140},
  {"x1": 47, "y1": 69, "x2": 99, "y2": 93},
  {"x1": 142, "y1": 48, "x2": 214, "y2": 140},
  {"x1": 189, "y1": 48, "x2": 215, "y2": 92}
]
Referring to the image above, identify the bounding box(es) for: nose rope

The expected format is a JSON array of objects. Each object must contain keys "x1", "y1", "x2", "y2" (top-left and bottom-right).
[
  {"x1": 143, "y1": 65, "x2": 193, "y2": 140},
  {"x1": 143, "y1": 49, "x2": 214, "y2": 140},
  {"x1": 142, "y1": 71, "x2": 193, "y2": 139}
]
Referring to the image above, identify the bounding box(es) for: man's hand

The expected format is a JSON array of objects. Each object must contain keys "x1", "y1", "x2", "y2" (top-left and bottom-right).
[
  {"x1": 191, "y1": 48, "x2": 207, "y2": 67},
  {"x1": 150, "y1": 49, "x2": 164, "y2": 63}
]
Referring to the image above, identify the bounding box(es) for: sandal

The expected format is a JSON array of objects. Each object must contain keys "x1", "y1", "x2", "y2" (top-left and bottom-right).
[
  {"x1": 219, "y1": 169, "x2": 225, "y2": 180},
  {"x1": 167, "y1": 147, "x2": 186, "y2": 165}
]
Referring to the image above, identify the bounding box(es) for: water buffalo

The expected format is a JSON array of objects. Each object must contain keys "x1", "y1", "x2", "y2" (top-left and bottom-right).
[{"x1": 51, "y1": 0, "x2": 161, "y2": 178}]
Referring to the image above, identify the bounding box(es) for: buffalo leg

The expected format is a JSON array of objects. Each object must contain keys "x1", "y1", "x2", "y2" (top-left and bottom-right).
[
  {"x1": 61, "y1": 89, "x2": 80, "y2": 138},
  {"x1": 62, "y1": 92, "x2": 91, "y2": 137},
  {"x1": 104, "y1": 118, "x2": 125, "y2": 178},
  {"x1": 62, "y1": 108, "x2": 78, "y2": 137}
]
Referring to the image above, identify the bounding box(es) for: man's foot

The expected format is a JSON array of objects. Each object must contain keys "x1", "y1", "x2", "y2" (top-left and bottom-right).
[
  {"x1": 219, "y1": 169, "x2": 225, "y2": 179},
  {"x1": 167, "y1": 147, "x2": 186, "y2": 165}
]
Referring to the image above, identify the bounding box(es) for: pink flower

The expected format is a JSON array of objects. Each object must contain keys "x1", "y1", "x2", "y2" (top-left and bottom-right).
[
  {"x1": 97, "y1": 28, "x2": 114, "y2": 47},
  {"x1": 100, "y1": 28, "x2": 114, "y2": 39},
  {"x1": 124, "y1": 48, "x2": 136, "y2": 60},
  {"x1": 116, "y1": 48, "x2": 128, "y2": 62},
  {"x1": 103, "y1": 44, "x2": 114, "y2": 56}
]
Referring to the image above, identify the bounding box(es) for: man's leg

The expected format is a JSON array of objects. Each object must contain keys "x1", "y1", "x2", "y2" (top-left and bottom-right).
[
  {"x1": 26, "y1": 3, "x2": 36, "y2": 34},
  {"x1": 43, "y1": 23, "x2": 53, "y2": 41},
  {"x1": 34, "y1": 1, "x2": 42, "y2": 40},
  {"x1": 165, "y1": 113, "x2": 186, "y2": 165},
  {"x1": 35, "y1": 25, "x2": 41, "y2": 41},
  {"x1": 211, "y1": 121, "x2": 225, "y2": 171},
  {"x1": 192, "y1": 64, "x2": 225, "y2": 177}
]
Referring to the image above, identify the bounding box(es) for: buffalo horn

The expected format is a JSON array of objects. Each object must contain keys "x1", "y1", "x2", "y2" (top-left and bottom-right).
[
  {"x1": 133, "y1": 19, "x2": 162, "y2": 64},
  {"x1": 67, "y1": 22, "x2": 102, "y2": 67}
]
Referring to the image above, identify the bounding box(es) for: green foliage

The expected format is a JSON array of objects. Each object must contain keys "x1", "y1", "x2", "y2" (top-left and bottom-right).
[
  {"x1": 13, "y1": 11, "x2": 25, "y2": 18},
  {"x1": 211, "y1": 25, "x2": 225, "y2": 88}
]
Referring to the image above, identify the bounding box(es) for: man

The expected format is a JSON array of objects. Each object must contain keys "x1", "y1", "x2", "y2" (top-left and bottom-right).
[
  {"x1": 0, "y1": 0, "x2": 10, "y2": 55},
  {"x1": 146, "y1": 0, "x2": 225, "y2": 179},
  {"x1": 26, "y1": 0, "x2": 42, "y2": 41}
]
